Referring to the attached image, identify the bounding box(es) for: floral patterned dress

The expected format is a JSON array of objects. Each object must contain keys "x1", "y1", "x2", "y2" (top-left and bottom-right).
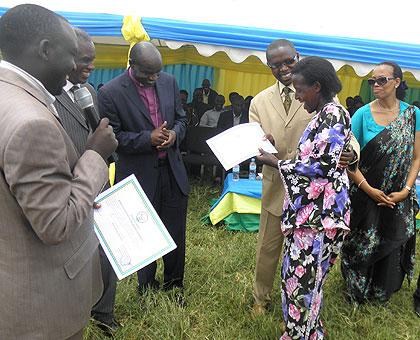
[{"x1": 277, "y1": 102, "x2": 351, "y2": 340}]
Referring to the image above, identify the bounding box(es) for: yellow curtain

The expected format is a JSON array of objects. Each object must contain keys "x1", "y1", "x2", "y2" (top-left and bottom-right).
[
  {"x1": 336, "y1": 65, "x2": 365, "y2": 104},
  {"x1": 93, "y1": 44, "x2": 420, "y2": 104},
  {"x1": 94, "y1": 44, "x2": 129, "y2": 68},
  {"x1": 214, "y1": 69, "x2": 275, "y2": 103}
]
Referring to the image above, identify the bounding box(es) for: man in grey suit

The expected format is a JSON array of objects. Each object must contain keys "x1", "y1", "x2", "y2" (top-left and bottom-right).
[
  {"x1": 53, "y1": 28, "x2": 120, "y2": 335},
  {"x1": 0, "y1": 4, "x2": 117, "y2": 339}
]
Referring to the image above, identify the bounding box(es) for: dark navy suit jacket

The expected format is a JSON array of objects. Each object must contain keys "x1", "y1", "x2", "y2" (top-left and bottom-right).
[
  {"x1": 217, "y1": 109, "x2": 249, "y2": 131},
  {"x1": 98, "y1": 71, "x2": 189, "y2": 200}
]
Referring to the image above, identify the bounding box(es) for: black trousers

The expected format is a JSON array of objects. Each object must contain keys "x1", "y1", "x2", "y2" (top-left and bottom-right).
[
  {"x1": 137, "y1": 161, "x2": 188, "y2": 289},
  {"x1": 414, "y1": 274, "x2": 420, "y2": 307},
  {"x1": 91, "y1": 245, "x2": 117, "y2": 324}
]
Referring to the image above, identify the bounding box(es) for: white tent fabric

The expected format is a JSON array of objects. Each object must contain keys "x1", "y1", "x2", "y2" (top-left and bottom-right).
[{"x1": 2, "y1": 0, "x2": 420, "y2": 78}]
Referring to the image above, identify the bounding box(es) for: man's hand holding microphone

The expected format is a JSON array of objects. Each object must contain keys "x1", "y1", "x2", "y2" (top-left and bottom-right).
[{"x1": 86, "y1": 118, "x2": 118, "y2": 162}]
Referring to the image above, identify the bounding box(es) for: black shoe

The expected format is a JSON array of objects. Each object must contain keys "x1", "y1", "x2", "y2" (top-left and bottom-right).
[
  {"x1": 162, "y1": 280, "x2": 183, "y2": 291},
  {"x1": 138, "y1": 279, "x2": 160, "y2": 294},
  {"x1": 166, "y1": 287, "x2": 186, "y2": 308},
  {"x1": 93, "y1": 318, "x2": 121, "y2": 337},
  {"x1": 415, "y1": 303, "x2": 420, "y2": 317}
]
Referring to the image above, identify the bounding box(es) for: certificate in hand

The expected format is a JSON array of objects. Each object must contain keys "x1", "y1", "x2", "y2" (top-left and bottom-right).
[
  {"x1": 206, "y1": 122, "x2": 277, "y2": 170},
  {"x1": 93, "y1": 174, "x2": 176, "y2": 280}
]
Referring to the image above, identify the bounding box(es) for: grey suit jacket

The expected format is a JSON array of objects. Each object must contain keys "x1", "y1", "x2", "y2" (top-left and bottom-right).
[
  {"x1": 0, "y1": 68, "x2": 108, "y2": 339},
  {"x1": 54, "y1": 83, "x2": 98, "y2": 156}
]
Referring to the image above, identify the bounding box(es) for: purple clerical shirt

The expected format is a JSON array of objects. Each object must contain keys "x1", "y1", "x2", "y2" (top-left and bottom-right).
[{"x1": 129, "y1": 68, "x2": 166, "y2": 158}]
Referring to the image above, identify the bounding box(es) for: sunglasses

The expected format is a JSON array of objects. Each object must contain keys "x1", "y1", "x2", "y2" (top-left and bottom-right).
[
  {"x1": 267, "y1": 55, "x2": 298, "y2": 69},
  {"x1": 367, "y1": 76, "x2": 395, "y2": 87}
]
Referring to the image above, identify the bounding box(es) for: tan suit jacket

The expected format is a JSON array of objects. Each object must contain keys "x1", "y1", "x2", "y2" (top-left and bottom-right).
[
  {"x1": 0, "y1": 68, "x2": 108, "y2": 339},
  {"x1": 250, "y1": 82, "x2": 313, "y2": 216}
]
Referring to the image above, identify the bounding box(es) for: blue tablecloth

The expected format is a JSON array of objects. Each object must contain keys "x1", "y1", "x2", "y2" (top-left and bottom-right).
[{"x1": 210, "y1": 173, "x2": 262, "y2": 211}]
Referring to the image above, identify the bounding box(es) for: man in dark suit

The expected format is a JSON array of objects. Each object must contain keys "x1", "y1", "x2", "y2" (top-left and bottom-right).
[
  {"x1": 53, "y1": 28, "x2": 120, "y2": 335},
  {"x1": 54, "y1": 28, "x2": 96, "y2": 156},
  {"x1": 217, "y1": 95, "x2": 248, "y2": 130},
  {"x1": 98, "y1": 42, "x2": 189, "y2": 296},
  {"x1": 194, "y1": 79, "x2": 218, "y2": 108}
]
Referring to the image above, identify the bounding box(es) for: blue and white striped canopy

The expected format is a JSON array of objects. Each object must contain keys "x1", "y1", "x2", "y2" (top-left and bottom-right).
[{"x1": 1, "y1": 1, "x2": 419, "y2": 77}]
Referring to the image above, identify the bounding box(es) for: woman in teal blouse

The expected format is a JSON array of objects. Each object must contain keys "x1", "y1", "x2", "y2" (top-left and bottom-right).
[{"x1": 341, "y1": 61, "x2": 420, "y2": 304}]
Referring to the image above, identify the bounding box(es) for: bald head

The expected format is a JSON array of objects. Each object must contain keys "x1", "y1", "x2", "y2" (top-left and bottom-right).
[
  {"x1": 130, "y1": 42, "x2": 162, "y2": 70},
  {"x1": 266, "y1": 39, "x2": 296, "y2": 55},
  {"x1": 129, "y1": 42, "x2": 163, "y2": 86}
]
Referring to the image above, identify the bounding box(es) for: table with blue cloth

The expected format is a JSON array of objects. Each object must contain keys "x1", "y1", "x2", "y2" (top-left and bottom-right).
[{"x1": 205, "y1": 173, "x2": 262, "y2": 232}]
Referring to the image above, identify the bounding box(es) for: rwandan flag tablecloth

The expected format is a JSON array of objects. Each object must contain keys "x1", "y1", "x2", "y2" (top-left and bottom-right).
[
  {"x1": 205, "y1": 173, "x2": 262, "y2": 232},
  {"x1": 204, "y1": 175, "x2": 420, "y2": 232}
]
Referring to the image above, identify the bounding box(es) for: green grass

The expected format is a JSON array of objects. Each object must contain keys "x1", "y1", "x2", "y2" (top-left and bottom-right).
[{"x1": 85, "y1": 182, "x2": 420, "y2": 340}]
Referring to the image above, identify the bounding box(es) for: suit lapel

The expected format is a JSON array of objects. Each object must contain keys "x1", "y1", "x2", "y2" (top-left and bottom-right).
[
  {"x1": 155, "y1": 78, "x2": 167, "y2": 122},
  {"x1": 285, "y1": 97, "x2": 304, "y2": 126},
  {"x1": 121, "y1": 72, "x2": 154, "y2": 126},
  {"x1": 268, "y1": 84, "x2": 288, "y2": 123},
  {"x1": 55, "y1": 92, "x2": 89, "y2": 131}
]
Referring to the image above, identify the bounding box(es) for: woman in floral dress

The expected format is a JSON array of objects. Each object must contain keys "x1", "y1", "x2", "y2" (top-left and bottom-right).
[
  {"x1": 258, "y1": 56, "x2": 351, "y2": 339},
  {"x1": 341, "y1": 61, "x2": 420, "y2": 304}
]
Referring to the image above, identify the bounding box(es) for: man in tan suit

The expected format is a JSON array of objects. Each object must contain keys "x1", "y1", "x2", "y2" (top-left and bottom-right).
[
  {"x1": 0, "y1": 5, "x2": 117, "y2": 339},
  {"x1": 250, "y1": 39, "x2": 359, "y2": 314}
]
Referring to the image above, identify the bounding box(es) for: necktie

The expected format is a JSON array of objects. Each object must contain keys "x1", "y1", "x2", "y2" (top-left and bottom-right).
[
  {"x1": 69, "y1": 85, "x2": 79, "y2": 102},
  {"x1": 283, "y1": 86, "x2": 292, "y2": 115}
]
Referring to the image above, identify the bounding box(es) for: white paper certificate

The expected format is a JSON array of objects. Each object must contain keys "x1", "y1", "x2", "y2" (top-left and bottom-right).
[
  {"x1": 206, "y1": 122, "x2": 277, "y2": 170},
  {"x1": 93, "y1": 174, "x2": 177, "y2": 280}
]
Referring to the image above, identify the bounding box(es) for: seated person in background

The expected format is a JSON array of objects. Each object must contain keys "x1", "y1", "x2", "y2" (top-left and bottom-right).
[
  {"x1": 180, "y1": 89, "x2": 189, "y2": 109},
  {"x1": 346, "y1": 96, "x2": 355, "y2": 116},
  {"x1": 199, "y1": 95, "x2": 225, "y2": 127},
  {"x1": 180, "y1": 89, "x2": 194, "y2": 122},
  {"x1": 353, "y1": 95, "x2": 364, "y2": 111},
  {"x1": 244, "y1": 95, "x2": 253, "y2": 116},
  {"x1": 195, "y1": 79, "x2": 218, "y2": 107},
  {"x1": 217, "y1": 95, "x2": 248, "y2": 130},
  {"x1": 224, "y1": 91, "x2": 240, "y2": 111},
  {"x1": 189, "y1": 88, "x2": 212, "y2": 125}
]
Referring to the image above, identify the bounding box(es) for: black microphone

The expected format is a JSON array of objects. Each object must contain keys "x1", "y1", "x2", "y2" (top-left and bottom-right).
[{"x1": 74, "y1": 87, "x2": 117, "y2": 163}]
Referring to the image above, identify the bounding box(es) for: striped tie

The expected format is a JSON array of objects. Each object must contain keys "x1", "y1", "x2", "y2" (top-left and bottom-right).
[{"x1": 283, "y1": 86, "x2": 292, "y2": 115}]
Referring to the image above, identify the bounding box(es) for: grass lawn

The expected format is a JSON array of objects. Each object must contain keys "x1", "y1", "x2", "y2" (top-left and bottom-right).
[{"x1": 85, "y1": 182, "x2": 420, "y2": 340}]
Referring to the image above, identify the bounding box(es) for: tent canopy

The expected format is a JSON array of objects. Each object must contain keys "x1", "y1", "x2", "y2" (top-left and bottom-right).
[{"x1": 1, "y1": 0, "x2": 420, "y2": 78}]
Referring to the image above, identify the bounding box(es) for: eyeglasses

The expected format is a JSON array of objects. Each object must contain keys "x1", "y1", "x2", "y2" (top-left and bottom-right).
[
  {"x1": 267, "y1": 55, "x2": 298, "y2": 69},
  {"x1": 367, "y1": 76, "x2": 395, "y2": 87}
]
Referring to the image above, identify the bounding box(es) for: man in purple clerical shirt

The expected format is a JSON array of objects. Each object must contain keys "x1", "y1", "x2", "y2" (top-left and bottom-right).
[{"x1": 98, "y1": 42, "x2": 189, "y2": 309}]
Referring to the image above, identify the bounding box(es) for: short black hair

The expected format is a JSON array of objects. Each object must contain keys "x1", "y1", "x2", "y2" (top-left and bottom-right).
[
  {"x1": 180, "y1": 89, "x2": 188, "y2": 96},
  {"x1": 232, "y1": 95, "x2": 244, "y2": 104},
  {"x1": 379, "y1": 61, "x2": 407, "y2": 100},
  {"x1": 229, "y1": 92, "x2": 239, "y2": 100},
  {"x1": 0, "y1": 4, "x2": 66, "y2": 60},
  {"x1": 292, "y1": 56, "x2": 341, "y2": 101},
  {"x1": 74, "y1": 27, "x2": 92, "y2": 44},
  {"x1": 353, "y1": 95, "x2": 364, "y2": 104},
  {"x1": 267, "y1": 39, "x2": 296, "y2": 54}
]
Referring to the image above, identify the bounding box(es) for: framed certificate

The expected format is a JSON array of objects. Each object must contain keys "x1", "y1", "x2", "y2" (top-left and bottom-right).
[{"x1": 93, "y1": 174, "x2": 177, "y2": 280}]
